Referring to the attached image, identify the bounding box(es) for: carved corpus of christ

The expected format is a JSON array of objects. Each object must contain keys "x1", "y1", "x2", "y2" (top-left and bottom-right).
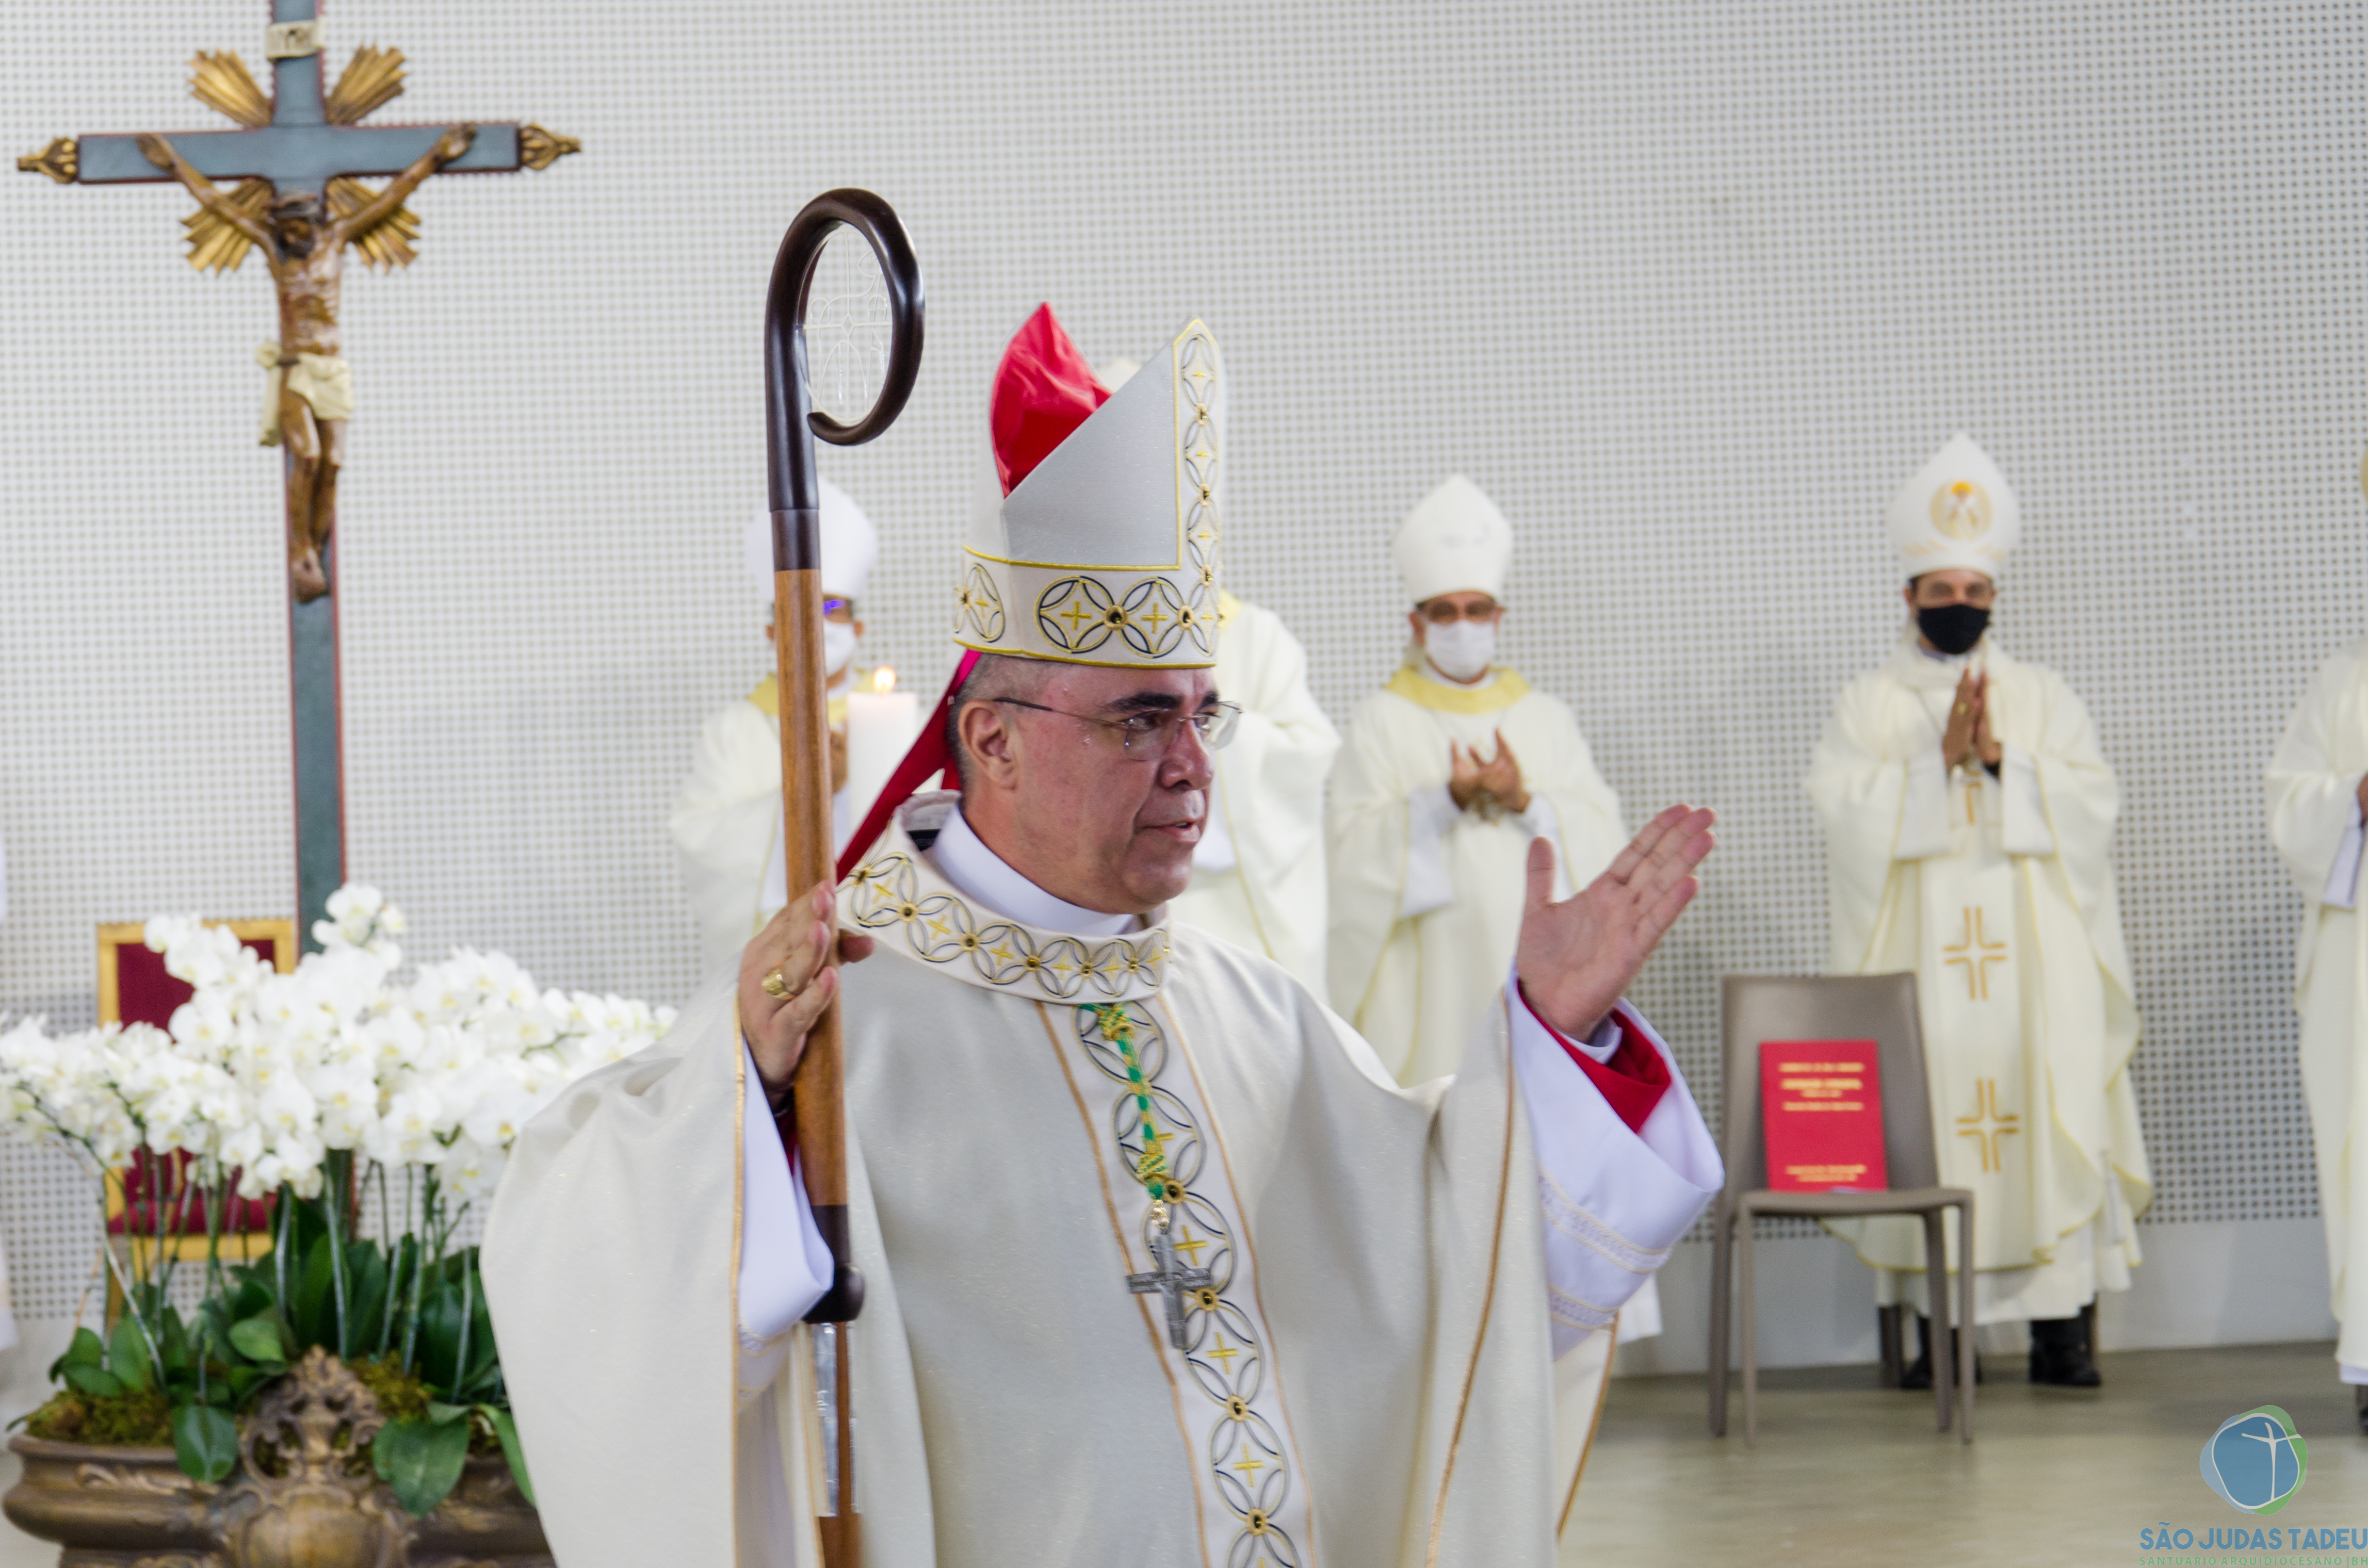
[
  {"x1": 143, "y1": 125, "x2": 472, "y2": 601},
  {"x1": 18, "y1": 10, "x2": 579, "y2": 603}
]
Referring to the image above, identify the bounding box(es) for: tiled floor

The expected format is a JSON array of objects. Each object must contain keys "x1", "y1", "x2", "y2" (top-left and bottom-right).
[{"x1": 1568, "y1": 1342, "x2": 2367, "y2": 1566}]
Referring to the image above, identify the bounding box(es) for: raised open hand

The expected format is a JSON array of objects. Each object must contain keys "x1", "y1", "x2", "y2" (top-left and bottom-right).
[
  {"x1": 1514, "y1": 804, "x2": 1715, "y2": 1040},
  {"x1": 1972, "y1": 675, "x2": 2002, "y2": 770},
  {"x1": 137, "y1": 133, "x2": 175, "y2": 171},
  {"x1": 433, "y1": 123, "x2": 478, "y2": 162}
]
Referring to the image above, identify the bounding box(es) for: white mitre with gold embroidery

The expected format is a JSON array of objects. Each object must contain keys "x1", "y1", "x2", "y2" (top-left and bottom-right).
[
  {"x1": 1887, "y1": 432, "x2": 2021, "y2": 578},
  {"x1": 1393, "y1": 473, "x2": 1514, "y2": 602},
  {"x1": 954, "y1": 304, "x2": 1223, "y2": 669}
]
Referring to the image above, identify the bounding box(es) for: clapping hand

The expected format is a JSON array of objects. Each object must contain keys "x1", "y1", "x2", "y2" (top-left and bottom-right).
[
  {"x1": 1941, "y1": 669, "x2": 1985, "y2": 771},
  {"x1": 1514, "y1": 805, "x2": 1715, "y2": 1040},
  {"x1": 1448, "y1": 731, "x2": 1529, "y2": 816}
]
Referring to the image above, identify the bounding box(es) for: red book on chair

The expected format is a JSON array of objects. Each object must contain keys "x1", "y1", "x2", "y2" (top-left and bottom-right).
[{"x1": 1759, "y1": 1041, "x2": 1888, "y2": 1193}]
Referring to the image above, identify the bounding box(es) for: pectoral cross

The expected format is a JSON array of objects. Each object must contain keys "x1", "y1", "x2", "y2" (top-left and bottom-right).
[
  {"x1": 1128, "y1": 1216, "x2": 1214, "y2": 1349},
  {"x1": 19, "y1": 1, "x2": 575, "y2": 951}
]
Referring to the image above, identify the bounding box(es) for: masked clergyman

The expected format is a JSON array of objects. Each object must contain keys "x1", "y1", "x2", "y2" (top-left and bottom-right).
[{"x1": 1806, "y1": 433, "x2": 2154, "y2": 1389}]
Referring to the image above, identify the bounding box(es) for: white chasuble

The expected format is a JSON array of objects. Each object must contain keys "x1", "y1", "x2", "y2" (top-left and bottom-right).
[
  {"x1": 1170, "y1": 595, "x2": 1342, "y2": 998},
  {"x1": 2266, "y1": 637, "x2": 2368, "y2": 1377},
  {"x1": 486, "y1": 796, "x2": 1717, "y2": 1568},
  {"x1": 1806, "y1": 633, "x2": 2152, "y2": 1323},
  {"x1": 670, "y1": 676, "x2": 856, "y2": 976},
  {"x1": 1328, "y1": 660, "x2": 1627, "y2": 1086}
]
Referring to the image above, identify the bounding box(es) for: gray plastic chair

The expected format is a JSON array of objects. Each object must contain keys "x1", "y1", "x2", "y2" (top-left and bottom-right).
[{"x1": 1706, "y1": 973, "x2": 1974, "y2": 1445}]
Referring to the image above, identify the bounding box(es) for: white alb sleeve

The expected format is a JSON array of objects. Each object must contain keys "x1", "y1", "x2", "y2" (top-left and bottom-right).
[
  {"x1": 1999, "y1": 745, "x2": 2056, "y2": 858},
  {"x1": 1502, "y1": 975, "x2": 1722, "y2": 1359},
  {"x1": 2326, "y1": 794, "x2": 2365, "y2": 911},
  {"x1": 1399, "y1": 783, "x2": 1461, "y2": 920},
  {"x1": 737, "y1": 1049, "x2": 835, "y2": 1406},
  {"x1": 1894, "y1": 749, "x2": 1951, "y2": 860}
]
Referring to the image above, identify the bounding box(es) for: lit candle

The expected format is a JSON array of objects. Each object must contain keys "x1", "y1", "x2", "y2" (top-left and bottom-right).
[{"x1": 843, "y1": 666, "x2": 920, "y2": 825}]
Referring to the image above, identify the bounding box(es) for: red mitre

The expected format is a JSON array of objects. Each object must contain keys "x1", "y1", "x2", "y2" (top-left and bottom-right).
[{"x1": 990, "y1": 304, "x2": 1109, "y2": 495}]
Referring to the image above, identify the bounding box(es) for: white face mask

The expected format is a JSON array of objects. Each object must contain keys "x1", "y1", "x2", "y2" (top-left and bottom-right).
[
  {"x1": 1423, "y1": 619, "x2": 1496, "y2": 682},
  {"x1": 822, "y1": 621, "x2": 860, "y2": 678}
]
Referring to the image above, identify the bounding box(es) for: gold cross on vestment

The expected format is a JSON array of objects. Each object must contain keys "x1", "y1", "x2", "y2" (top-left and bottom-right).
[
  {"x1": 1955, "y1": 1077, "x2": 2020, "y2": 1173},
  {"x1": 1059, "y1": 598, "x2": 1096, "y2": 634},
  {"x1": 1942, "y1": 906, "x2": 2007, "y2": 1000}
]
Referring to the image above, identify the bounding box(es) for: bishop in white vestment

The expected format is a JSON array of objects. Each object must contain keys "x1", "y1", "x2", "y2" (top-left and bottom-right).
[
  {"x1": 2265, "y1": 635, "x2": 2368, "y2": 1410},
  {"x1": 486, "y1": 307, "x2": 1722, "y2": 1567},
  {"x1": 1806, "y1": 434, "x2": 2152, "y2": 1386},
  {"x1": 1169, "y1": 591, "x2": 1341, "y2": 996},
  {"x1": 1329, "y1": 477, "x2": 1628, "y2": 1087},
  {"x1": 671, "y1": 482, "x2": 882, "y2": 974}
]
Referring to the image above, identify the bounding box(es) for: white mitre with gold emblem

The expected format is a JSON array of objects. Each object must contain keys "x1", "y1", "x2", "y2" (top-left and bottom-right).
[
  {"x1": 1887, "y1": 432, "x2": 2020, "y2": 578},
  {"x1": 954, "y1": 304, "x2": 1223, "y2": 669},
  {"x1": 1393, "y1": 473, "x2": 1514, "y2": 602}
]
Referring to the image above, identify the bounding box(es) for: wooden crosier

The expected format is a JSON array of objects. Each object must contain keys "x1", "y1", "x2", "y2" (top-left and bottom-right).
[{"x1": 761, "y1": 189, "x2": 923, "y2": 1568}]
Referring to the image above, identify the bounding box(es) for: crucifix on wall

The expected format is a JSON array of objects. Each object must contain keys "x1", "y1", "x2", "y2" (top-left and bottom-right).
[{"x1": 18, "y1": 0, "x2": 577, "y2": 945}]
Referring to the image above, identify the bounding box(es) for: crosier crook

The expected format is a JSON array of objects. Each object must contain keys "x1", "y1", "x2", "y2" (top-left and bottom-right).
[{"x1": 759, "y1": 189, "x2": 924, "y2": 1568}]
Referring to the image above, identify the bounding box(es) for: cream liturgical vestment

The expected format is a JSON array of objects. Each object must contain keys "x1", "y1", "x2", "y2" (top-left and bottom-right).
[
  {"x1": 1169, "y1": 593, "x2": 1341, "y2": 995},
  {"x1": 1807, "y1": 632, "x2": 2153, "y2": 1321},
  {"x1": 484, "y1": 795, "x2": 1722, "y2": 1568},
  {"x1": 670, "y1": 674, "x2": 860, "y2": 976},
  {"x1": 1329, "y1": 659, "x2": 1627, "y2": 1086},
  {"x1": 2265, "y1": 638, "x2": 2368, "y2": 1380}
]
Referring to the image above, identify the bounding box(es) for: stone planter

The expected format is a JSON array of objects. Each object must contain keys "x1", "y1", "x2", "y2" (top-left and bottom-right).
[{"x1": 3, "y1": 1349, "x2": 550, "y2": 1567}]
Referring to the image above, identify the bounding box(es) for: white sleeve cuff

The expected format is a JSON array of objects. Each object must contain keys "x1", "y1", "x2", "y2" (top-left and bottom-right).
[
  {"x1": 2327, "y1": 794, "x2": 2365, "y2": 910},
  {"x1": 1503, "y1": 976, "x2": 1722, "y2": 1358},
  {"x1": 737, "y1": 1049, "x2": 834, "y2": 1405},
  {"x1": 2000, "y1": 745, "x2": 2056, "y2": 858},
  {"x1": 1516, "y1": 796, "x2": 1575, "y2": 902},
  {"x1": 1399, "y1": 784, "x2": 1460, "y2": 920},
  {"x1": 1895, "y1": 749, "x2": 1951, "y2": 860}
]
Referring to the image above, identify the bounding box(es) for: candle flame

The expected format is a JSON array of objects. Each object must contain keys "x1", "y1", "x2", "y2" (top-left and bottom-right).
[{"x1": 872, "y1": 667, "x2": 897, "y2": 694}]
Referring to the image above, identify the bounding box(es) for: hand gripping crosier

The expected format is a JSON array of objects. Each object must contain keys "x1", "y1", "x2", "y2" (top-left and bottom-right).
[{"x1": 756, "y1": 190, "x2": 924, "y2": 1568}]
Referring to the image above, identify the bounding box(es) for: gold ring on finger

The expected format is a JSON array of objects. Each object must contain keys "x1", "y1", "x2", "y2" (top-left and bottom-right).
[{"x1": 761, "y1": 967, "x2": 792, "y2": 1000}]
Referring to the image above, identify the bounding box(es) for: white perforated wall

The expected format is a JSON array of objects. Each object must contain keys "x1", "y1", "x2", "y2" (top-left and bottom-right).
[{"x1": 2, "y1": 1, "x2": 2360, "y2": 1330}]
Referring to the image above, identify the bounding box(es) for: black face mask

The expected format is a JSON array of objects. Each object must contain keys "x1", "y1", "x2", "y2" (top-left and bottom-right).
[{"x1": 1917, "y1": 603, "x2": 1990, "y2": 656}]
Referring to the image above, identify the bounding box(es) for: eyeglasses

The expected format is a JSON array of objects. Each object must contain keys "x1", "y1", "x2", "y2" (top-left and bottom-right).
[
  {"x1": 822, "y1": 597, "x2": 855, "y2": 623},
  {"x1": 992, "y1": 697, "x2": 1242, "y2": 756},
  {"x1": 1418, "y1": 598, "x2": 1501, "y2": 625}
]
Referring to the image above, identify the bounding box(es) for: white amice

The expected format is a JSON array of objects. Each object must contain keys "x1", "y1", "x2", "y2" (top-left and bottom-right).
[
  {"x1": 2266, "y1": 636, "x2": 2368, "y2": 1381},
  {"x1": 488, "y1": 793, "x2": 1718, "y2": 1568}
]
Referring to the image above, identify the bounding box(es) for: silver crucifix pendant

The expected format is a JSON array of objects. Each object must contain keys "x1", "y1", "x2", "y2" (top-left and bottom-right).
[{"x1": 1126, "y1": 1208, "x2": 1214, "y2": 1349}]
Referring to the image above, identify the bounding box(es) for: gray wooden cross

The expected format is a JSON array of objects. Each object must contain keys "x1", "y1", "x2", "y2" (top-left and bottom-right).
[
  {"x1": 18, "y1": 1, "x2": 574, "y2": 952},
  {"x1": 1128, "y1": 1221, "x2": 1215, "y2": 1350}
]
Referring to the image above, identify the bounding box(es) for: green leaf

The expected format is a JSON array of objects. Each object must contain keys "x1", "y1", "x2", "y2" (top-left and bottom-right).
[
  {"x1": 229, "y1": 1315, "x2": 287, "y2": 1367},
  {"x1": 109, "y1": 1315, "x2": 154, "y2": 1391},
  {"x1": 292, "y1": 1232, "x2": 334, "y2": 1351},
  {"x1": 486, "y1": 1406, "x2": 535, "y2": 1507},
  {"x1": 64, "y1": 1364, "x2": 123, "y2": 1399},
  {"x1": 346, "y1": 1242, "x2": 390, "y2": 1355},
  {"x1": 371, "y1": 1415, "x2": 471, "y2": 1518},
  {"x1": 170, "y1": 1403, "x2": 239, "y2": 1484},
  {"x1": 426, "y1": 1401, "x2": 472, "y2": 1425},
  {"x1": 158, "y1": 1309, "x2": 192, "y2": 1374},
  {"x1": 50, "y1": 1326, "x2": 104, "y2": 1383}
]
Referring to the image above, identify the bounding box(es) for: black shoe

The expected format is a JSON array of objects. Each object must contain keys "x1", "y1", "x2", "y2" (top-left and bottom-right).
[
  {"x1": 1898, "y1": 1316, "x2": 1982, "y2": 1390},
  {"x1": 2029, "y1": 1315, "x2": 2102, "y2": 1387}
]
